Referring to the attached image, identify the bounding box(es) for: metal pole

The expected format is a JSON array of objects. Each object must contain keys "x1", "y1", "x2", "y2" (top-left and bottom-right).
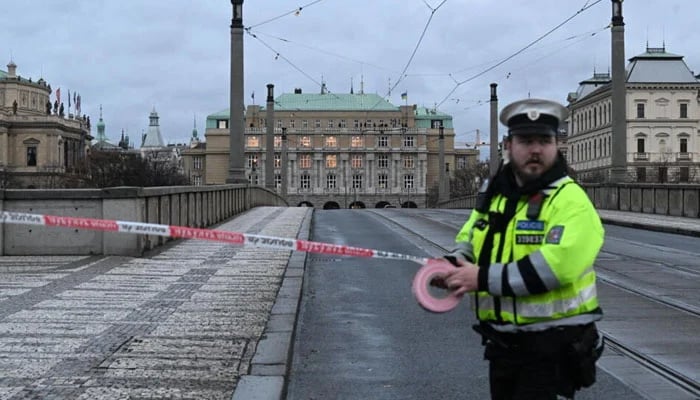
[
  {"x1": 281, "y1": 127, "x2": 288, "y2": 198},
  {"x1": 265, "y1": 84, "x2": 275, "y2": 189},
  {"x1": 610, "y1": 0, "x2": 628, "y2": 182},
  {"x1": 227, "y1": 0, "x2": 247, "y2": 183},
  {"x1": 489, "y1": 83, "x2": 499, "y2": 176},
  {"x1": 438, "y1": 124, "x2": 447, "y2": 203}
]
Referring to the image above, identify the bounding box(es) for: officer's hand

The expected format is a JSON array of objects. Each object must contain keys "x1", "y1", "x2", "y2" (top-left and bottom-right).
[
  {"x1": 444, "y1": 262, "x2": 479, "y2": 296},
  {"x1": 429, "y1": 276, "x2": 448, "y2": 289}
]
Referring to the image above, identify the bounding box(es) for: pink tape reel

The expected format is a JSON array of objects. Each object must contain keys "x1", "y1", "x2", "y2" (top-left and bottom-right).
[{"x1": 412, "y1": 258, "x2": 461, "y2": 313}]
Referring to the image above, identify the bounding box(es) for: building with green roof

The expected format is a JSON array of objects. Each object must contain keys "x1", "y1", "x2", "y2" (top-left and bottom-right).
[{"x1": 186, "y1": 88, "x2": 475, "y2": 208}]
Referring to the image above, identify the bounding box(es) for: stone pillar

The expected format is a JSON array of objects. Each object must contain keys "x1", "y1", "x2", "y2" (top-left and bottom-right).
[
  {"x1": 610, "y1": 0, "x2": 628, "y2": 182},
  {"x1": 265, "y1": 84, "x2": 275, "y2": 189}
]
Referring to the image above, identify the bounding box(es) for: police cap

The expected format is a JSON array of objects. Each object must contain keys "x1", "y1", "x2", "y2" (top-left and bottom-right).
[{"x1": 499, "y1": 98, "x2": 569, "y2": 137}]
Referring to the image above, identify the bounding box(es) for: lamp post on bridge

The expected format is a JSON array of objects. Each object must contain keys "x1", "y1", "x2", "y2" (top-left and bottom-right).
[{"x1": 227, "y1": 0, "x2": 247, "y2": 183}]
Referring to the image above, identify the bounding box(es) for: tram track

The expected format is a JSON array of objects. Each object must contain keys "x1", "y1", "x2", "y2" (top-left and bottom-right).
[{"x1": 368, "y1": 209, "x2": 700, "y2": 399}]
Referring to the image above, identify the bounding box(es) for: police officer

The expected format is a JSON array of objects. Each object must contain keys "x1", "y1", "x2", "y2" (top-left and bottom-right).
[{"x1": 440, "y1": 98, "x2": 605, "y2": 399}]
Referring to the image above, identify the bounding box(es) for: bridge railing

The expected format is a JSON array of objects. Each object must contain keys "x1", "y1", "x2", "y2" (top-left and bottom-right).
[
  {"x1": 0, "y1": 185, "x2": 287, "y2": 256},
  {"x1": 437, "y1": 183, "x2": 700, "y2": 219}
]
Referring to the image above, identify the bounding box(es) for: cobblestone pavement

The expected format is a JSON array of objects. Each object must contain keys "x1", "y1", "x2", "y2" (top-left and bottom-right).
[{"x1": 0, "y1": 206, "x2": 309, "y2": 400}]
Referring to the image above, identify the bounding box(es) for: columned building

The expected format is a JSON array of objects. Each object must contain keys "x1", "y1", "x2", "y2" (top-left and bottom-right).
[
  {"x1": 0, "y1": 61, "x2": 92, "y2": 188},
  {"x1": 567, "y1": 46, "x2": 700, "y2": 183},
  {"x1": 196, "y1": 89, "x2": 461, "y2": 208}
]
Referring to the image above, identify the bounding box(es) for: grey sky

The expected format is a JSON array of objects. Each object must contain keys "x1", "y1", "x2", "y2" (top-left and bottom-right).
[{"x1": 3, "y1": 1, "x2": 697, "y2": 147}]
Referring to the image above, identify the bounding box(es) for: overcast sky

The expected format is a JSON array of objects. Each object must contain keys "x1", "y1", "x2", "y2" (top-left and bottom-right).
[{"x1": 3, "y1": 1, "x2": 697, "y2": 147}]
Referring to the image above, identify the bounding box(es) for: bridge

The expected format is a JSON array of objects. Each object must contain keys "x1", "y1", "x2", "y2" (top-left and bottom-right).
[{"x1": 0, "y1": 193, "x2": 698, "y2": 398}]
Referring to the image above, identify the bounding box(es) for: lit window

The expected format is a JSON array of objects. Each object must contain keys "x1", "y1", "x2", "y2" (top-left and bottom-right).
[
  {"x1": 299, "y1": 154, "x2": 311, "y2": 169},
  {"x1": 274, "y1": 153, "x2": 281, "y2": 168},
  {"x1": 300, "y1": 136, "x2": 311, "y2": 147},
  {"x1": 247, "y1": 154, "x2": 258, "y2": 169},
  {"x1": 246, "y1": 136, "x2": 260, "y2": 147},
  {"x1": 274, "y1": 174, "x2": 282, "y2": 188},
  {"x1": 274, "y1": 136, "x2": 281, "y2": 148},
  {"x1": 351, "y1": 136, "x2": 363, "y2": 147},
  {"x1": 403, "y1": 155, "x2": 415, "y2": 168},
  {"x1": 325, "y1": 136, "x2": 337, "y2": 147},
  {"x1": 217, "y1": 120, "x2": 228, "y2": 129},
  {"x1": 326, "y1": 154, "x2": 337, "y2": 168},
  {"x1": 351, "y1": 154, "x2": 363, "y2": 169}
]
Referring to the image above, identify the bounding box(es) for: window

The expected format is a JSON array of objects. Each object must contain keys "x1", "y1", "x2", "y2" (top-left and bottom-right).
[
  {"x1": 300, "y1": 174, "x2": 310, "y2": 188},
  {"x1": 680, "y1": 103, "x2": 688, "y2": 118},
  {"x1": 274, "y1": 153, "x2": 281, "y2": 168},
  {"x1": 636, "y1": 138, "x2": 645, "y2": 153},
  {"x1": 431, "y1": 120, "x2": 443, "y2": 129},
  {"x1": 246, "y1": 136, "x2": 260, "y2": 147},
  {"x1": 290, "y1": 120, "x2": 296, "y2": 129},
  {"x1": 403, "y1": 136, "x2": 415, "y2": 147},
  {"x1": 300, "y1": 136, "x2": 311, "y2": 147},
  {"x1": 636, "y1": 103, "x2": 645, "y2": 118},
  {"x1": 658, "y1": 167, "x2": 667, "y2": 183},
  {"x1": 299, "y1": 154, "x2": 311, "y2": 169},
  {"x1": 193, "y1": 175, "x2": 202, "y2": 186},
  {"x1": 636, "y1": 167, "x2": 646, "y2": 183},
  {"x1": 353, "y1": 120, "x2": 360, "y2": 128},
  {"x1": 680, "y1": 167, "x2": 690, "y2": 182},
  {"x1": 404, "y1": 174, "x2": 414, "y2": 189},
  {"x1": 339, "y1": 120, "x2": 346, "y2": 128},
  {"x1": 378, "y1": 136, "x2": 388, "y2": 147},
  {"x1": 352, "y1": 174, "x2": 363, "y2": 189},
  {"x1": 351, "y1": 154, "x2": 363, "y2": 169},
  {"x1": 248, "y1": 174, "x2": 258, "y2": 185},
  {"x1": 274, "y1": 135, "x2": 281, "y2": 148},
  {"x1": 457, "y1": 157, "x2": 467, "y2": 170},
  {"x1": 274, "y1": 174, "x2": 281, "y2": 188},
  {"x1": 327, "y1": 174, "x2": 337, "y2": 189},
  {"x1": 377, "y1": 174, "x2": 388, "y2": 188},
  {"x1": 315, "y1": 120, "x2": 321, "y2": 128},
  {"x1": 217, "y1": 119, "x2": 228, "y2": 129},
  {"x1": 325, "y1": 136, "x2": 337, "y2": 147},
  {"x1": 328, "y1": 120, "x2": 334, "y2": 128},
  {"x1": 326, "y1": 154, "x2": 337, "y2": 168},
  {"x1": 351, "y1": 136, "x2": 364, "y2": 148},
  {"x1": 277, "y1": 120, "x2": 282, "y2": 128},
  {"x1": 193, "y1": 156, "x2": 203, "y2": 170},
  {"x1": 377, "y1": 154, "x2": 389, "y2": 169},
  {"x1": 680, "y1": 138, "x2": 688, "y2": 153},
  {"x1": 247, "y1": 154, "x2": 258, "y2": 169},
  {"x1": 302, "y1": 120, "x2": 308, "y2": 129},
  {"x1": 27, "y1": 146, "x2": 37, "y2": 166},
  {"x1": 403, "y1": 154, "x2": 415, "y2": 168}
]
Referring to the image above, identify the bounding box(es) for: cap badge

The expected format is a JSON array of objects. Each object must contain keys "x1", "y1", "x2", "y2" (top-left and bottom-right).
[{"x1": 527, "y1": 110, "x2": 540, "y2": 121}]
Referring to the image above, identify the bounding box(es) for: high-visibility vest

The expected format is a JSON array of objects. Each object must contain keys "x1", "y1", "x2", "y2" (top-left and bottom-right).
[{"x1": 455, "y1": 176, "x2": 604, "y2": 331}]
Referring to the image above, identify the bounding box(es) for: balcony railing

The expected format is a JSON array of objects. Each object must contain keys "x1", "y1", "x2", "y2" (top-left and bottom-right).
[
  {"x1": 633, "y1": 152, "x2": 649, "y2": 161},
  {"x1": 677, "y1": 152, "x2": 693, "y2": 161}
]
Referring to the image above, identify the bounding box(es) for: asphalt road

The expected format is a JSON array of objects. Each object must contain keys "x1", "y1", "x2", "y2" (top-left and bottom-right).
[{"x1": 286, "y1": 209, "x2": 646, "y2": 400}]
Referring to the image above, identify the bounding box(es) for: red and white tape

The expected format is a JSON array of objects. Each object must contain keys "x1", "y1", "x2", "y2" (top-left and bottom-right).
[{"x1": 1, "y1": 211, "x2": 460, "y2": 312}]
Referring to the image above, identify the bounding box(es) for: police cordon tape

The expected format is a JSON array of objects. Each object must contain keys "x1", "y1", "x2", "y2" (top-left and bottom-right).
[{"x1": 1, "y1": 211, "x2": 460, "y2": 312}]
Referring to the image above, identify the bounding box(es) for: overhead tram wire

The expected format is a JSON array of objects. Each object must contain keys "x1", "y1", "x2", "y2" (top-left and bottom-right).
[
  {"x1": 367, "y1": 0, "x2": 449, "y2": 112},
  {"x1": 436, "y1": 0, "x2": 604, "y2": 108},
  {"x1": 245, "y1": 31, "x2": 341, "y2": 101},
  {"x1": 247, "y1": 0, "x2": 326, "y2": 30}
]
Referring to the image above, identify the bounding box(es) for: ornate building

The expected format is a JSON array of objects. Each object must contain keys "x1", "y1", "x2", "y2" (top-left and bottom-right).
[
  {"x1": 188, "y1": 89, "x2": 470, "y2": 208},
  {"x1": 0, "y1": 61, "x2": 92, "y2": 188},
  {"x1": 567, "y1": 46, "x2": 700, "y2": 183}
]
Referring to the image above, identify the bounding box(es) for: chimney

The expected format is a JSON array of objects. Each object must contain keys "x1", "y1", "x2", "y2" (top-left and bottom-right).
[{"x1": 294, "y1": 88, "x2": 302, "y2": 94}]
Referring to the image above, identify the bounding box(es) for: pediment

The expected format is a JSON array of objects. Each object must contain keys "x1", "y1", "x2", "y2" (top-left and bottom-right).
[
  {"x1": 22, "y1": 137, "x2": 40, "y2": 145},
  {"x1": 655, "y1": 97, "x2": 670, "y2": 105}
]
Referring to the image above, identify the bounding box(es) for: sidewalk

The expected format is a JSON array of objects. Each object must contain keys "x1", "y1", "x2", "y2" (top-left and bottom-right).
[
  {"x1": 598, "y1": 209, "x2": 700, "y2": 237},
  {"x1": 0, "y1": 206, "x2": 311, "y2": 400}
]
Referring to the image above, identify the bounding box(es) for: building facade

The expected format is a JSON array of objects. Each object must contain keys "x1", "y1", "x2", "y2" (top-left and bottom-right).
[
  {"x1": 190, "y1": 89, "x2": 466, "y2": 208},
  {"x1": 0, "y1": 61, "x2": 92, "y2": 188},
  {"x1": 567, "y1": 46, "x2": 700, "y2": 183}
]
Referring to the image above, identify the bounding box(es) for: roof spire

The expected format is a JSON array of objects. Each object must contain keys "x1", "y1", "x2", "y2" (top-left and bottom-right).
[{"x1": 350, "y1": 77, "x2": 354, "y2": 94}]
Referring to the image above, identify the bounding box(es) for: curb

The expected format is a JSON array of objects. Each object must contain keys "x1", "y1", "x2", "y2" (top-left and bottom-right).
[
  {"x1": 231, "y1": 208, "x2": 313, "y2": 400},
  {"x1": 600, "y1": 218, "x2": 700, "y2": 238}
]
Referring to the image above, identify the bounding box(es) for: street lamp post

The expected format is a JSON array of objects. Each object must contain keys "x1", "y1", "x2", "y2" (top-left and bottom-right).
[
  {"x1": 281, "y1": 127, "x2": 288, "y2": 197},
  {"x1": 610, "y1": 0, "x2": 628, "y2": 182},
  {"x1": 438, "y1": 124, "x2": 447, "y2": 203},
  {"x1": 227, "y1": 0, "x2": 247, "y2": 183}
]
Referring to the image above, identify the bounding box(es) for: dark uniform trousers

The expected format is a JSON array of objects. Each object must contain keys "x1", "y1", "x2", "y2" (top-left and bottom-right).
[{"x1": 477, "y1": 323, "x2": 601, "y2": 400}]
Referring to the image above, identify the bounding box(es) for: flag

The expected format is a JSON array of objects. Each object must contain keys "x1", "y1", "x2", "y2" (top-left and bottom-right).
[
  {"x1": 68, "y1": 89, "x2": 71, "y2": 108},
  {"x1": 56, "y1": 87, "x2": 61, "y2": 104},
  {"x1": 73, "y1": 91, "x2": 76, "y2": 105},
  {"x1": 401, "y1": 91, "x2": 407, "y2": 101},
  {"x1": 76, "y1": 94, "x2": 81, "y2": 114}
]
